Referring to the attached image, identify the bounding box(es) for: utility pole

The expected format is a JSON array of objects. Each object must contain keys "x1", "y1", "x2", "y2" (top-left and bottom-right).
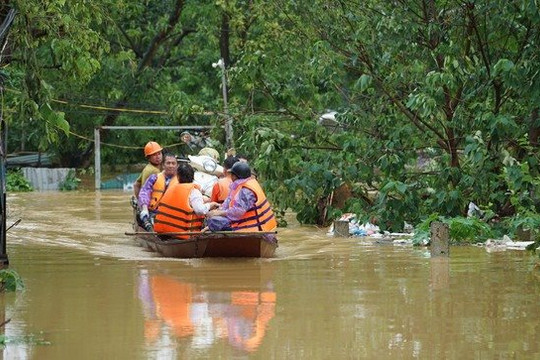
[
  {"x1": 0, "y1": 8, "x2": 17, "y2": 268},
  {"x1": 213, "y1": 58, "x2": 233, "y2": 150},
  {"x1": 0, "y1": 114, "x2": 8, "y2": 267}
]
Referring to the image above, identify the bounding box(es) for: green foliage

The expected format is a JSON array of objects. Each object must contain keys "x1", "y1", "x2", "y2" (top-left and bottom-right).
[
  {"x1": 6, "y1": 169, "x2": 33, "y2": 192},
  {"x1": 411, "y1": 215, "x2": 494, "y2": 246},
  {"x1": 501, "y1": 211, "x2": 540, "y2": 243},
  {"x1": 4, "y1": 0, "x2": 540, "y2": 235},
  {"x1": 229, "y1": 0, "x2": 540, "y2": 231},
  {"x1": 59, "y1": 169, "x2": 81, "y2": 191},
  {"x1": 0, "y1": 269, "x2": 25, "y2": 292},
  {"x1": 448, "y1": 217, "x2": 495, "y2": 244},
  {"x1": 6, "y1": 0, "x2": 110, "y2": 151}
]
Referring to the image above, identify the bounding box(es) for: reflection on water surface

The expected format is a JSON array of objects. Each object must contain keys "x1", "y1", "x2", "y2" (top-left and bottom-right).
[
  {"x1": 139, "y1": 266, "x2": 275, "y2": 356},
  {"x1": 1, "y1": 191, "x2": 539, "y2": 359}
]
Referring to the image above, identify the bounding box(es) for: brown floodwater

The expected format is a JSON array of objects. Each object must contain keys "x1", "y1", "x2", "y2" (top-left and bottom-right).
[{"x1": 1, "y1": 190, "x2": 540, "y2": 359}]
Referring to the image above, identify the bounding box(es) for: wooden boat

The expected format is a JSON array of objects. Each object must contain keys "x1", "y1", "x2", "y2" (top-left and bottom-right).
[{"x1": 128, "y1": 220, "x2": 278, "y2": 258}]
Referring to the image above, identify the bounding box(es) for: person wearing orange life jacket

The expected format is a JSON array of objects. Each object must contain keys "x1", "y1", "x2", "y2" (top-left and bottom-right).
[
  {"x1": 206, "y1": 162, "x2": 277, "y2": 233},
  {"x1": 133, "y1": 141, "x2": 163, "y2": 197},
  {"x1": 137, "y1": 153, "x2": 178, "y2": 230},
  {"x1": 210, "y1": 155, "x2": 239, "y2": 204},
  {"x1": 154, "y1": 163, "x2": 219, "y2": 239}
]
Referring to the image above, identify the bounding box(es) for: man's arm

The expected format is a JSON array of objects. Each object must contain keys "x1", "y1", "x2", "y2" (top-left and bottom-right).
[
  {"x1": 208, "y1": 188, "x2": 256, "y2": 220},
  {"x1": 133, "y1": 178, "x2": 142, "y2": 197},
  {"x1": 138, "y1": 174, "x2": 158, "y2": 208},
  {"x1": 210, "y1": 182, "x2": 220, "y2": 203},
  {"x1": 190, "y1": 188, "x2": 219, "y2": 215}
]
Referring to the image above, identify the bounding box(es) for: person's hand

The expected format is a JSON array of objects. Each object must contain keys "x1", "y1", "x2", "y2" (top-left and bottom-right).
[
  {"x1": 208, "y1": 202, "x2": 220, "y2": 210},
  {"x1": 140, "y1": 206, "x2": 149, "y2": 220},
  {"x1": 130, "y1": 195, "x2": 138, "y2": 209},
  {"x1": 207, "y1": 209, "x2": 221, "y2": 218}
]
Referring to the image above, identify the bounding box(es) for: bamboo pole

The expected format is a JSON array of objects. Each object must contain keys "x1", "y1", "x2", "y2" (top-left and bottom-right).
[{"x1": 125, "y1": 230, "x2": 277, "y2": 236}]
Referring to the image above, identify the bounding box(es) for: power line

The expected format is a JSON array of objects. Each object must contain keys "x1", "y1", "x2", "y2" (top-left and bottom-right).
[
  {"x1": 5, "y1": 87, "x2": 216, "y2": 116},
  {"x1": 66, "y1": 127, "x2": 202, "y2": 151},
  {"x1": 52, "y1": 97, "x2": 169, "y2": 115}
]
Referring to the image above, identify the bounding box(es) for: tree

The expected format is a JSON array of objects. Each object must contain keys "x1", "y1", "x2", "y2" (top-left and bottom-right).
[
  {"x1": 5, "y1": 0, "x2": 227, "y2": 167},
  {"x1": 5, "y1": 0, "x2": 109, "y2": 154},
  {"x1": 4, "y1": 0, "x2": 540, "y2": 232},
  {"x1": 227, "y1": 0, "x2": 540, "y2": 228}
]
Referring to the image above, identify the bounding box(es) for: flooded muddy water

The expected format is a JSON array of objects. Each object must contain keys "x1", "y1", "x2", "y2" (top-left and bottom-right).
[{"x1": 2, "y1": 191, "x2": 540, "y2": 359}]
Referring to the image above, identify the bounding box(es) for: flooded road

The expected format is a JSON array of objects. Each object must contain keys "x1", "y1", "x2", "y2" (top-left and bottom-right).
[{"x1": 2, "y1": 191, "x2": 540, "y2": 359}]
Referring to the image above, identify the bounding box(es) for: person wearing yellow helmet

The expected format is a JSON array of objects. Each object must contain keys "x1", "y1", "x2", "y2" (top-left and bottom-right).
[{"x1": 133, "y1": 141, "x2": 163, "y2": 197}]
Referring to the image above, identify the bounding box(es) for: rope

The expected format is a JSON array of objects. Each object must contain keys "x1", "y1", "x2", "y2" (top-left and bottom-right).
[
  {"x1": 4, "y1": 87, "x2": 216, "y2": 116},
  {"x1": 65, "y1": 128, "x2": 187, "y2": 150}
]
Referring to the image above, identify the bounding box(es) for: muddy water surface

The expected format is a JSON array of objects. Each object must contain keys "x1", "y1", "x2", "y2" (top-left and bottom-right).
[{"x1": 2, "y1": 191, "x2": 540, "y2": 359}]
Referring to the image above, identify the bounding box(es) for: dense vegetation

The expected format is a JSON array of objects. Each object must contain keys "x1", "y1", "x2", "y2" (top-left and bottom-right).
[{"x1": 2, "y1": 1, "x2": 540, "y2": 237}]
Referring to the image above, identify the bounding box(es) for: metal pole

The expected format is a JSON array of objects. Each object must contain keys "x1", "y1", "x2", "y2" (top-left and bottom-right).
[
  {"x1": 93, "y1": 125, "x2": 217, "y2": 190},
  {"x1": 94, "y1": 127, "x2": 101, "y2": 190},
  {"x1": 0, "y1": 8, "x2": 17, "y2": 268},
  {"x1": 214, "y1": 58, "x2": 233, "y2": 149},
  {"x1": 101, "y1": 125, "x2": 214, "y2": 130},
  {"x1": 221, "y1": 63, "x2": 233, "y2": 149},
  {"x1": 0, "y1": 114, "x2": 9, "y2": 266}
]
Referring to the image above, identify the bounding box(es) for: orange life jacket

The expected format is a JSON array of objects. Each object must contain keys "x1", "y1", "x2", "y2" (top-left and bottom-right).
[
  {"x1": 151, "y1": 276, "x2": 194, "y2": 338},
  {"x1": 211, "y1": 176, "x2": 232, "y2": 203},
  {"x1": 149, "y1": 173, "x2": 178, "y2": 211},
  {"x1": 229, "y1": 290, "x2": 276, "y2": 352},
  {"x1": 154, "y1": 183, "x2": 205, "y2": 239},
  {"x1": 229, "y1": 179, "x2": 277, "y2": 232}
]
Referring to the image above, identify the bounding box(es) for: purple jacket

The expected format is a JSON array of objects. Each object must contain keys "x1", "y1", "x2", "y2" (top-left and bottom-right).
[
  {"x1": 138, "y1": 173, "x2": 176, "y2": 208},
  {"x1": 207, "y1": 178, "x2": 256, "y2": 231}
]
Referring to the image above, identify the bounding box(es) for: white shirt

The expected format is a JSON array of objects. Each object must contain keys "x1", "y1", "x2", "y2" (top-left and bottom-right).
[{"x1": 189, "y1": 188, "x2": 212, "y2": 215}]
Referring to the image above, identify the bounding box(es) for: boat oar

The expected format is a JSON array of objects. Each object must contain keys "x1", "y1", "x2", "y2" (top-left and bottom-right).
[
  {"x1": 124, "y1": 230, "x2": 277, "y2": 236},
  {"x1": 6, "y1": 219, "x2": 21, "y2": 232}
]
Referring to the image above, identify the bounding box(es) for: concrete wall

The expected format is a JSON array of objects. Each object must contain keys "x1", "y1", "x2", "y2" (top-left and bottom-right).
[{"x1": 22, "y1": 168, "x2": 74, "y2": 191}]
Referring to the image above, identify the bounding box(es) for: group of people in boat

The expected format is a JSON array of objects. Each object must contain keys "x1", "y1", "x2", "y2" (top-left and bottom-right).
[{"x1": 132, "y1": 140, "x2": 277, "y2": 238}]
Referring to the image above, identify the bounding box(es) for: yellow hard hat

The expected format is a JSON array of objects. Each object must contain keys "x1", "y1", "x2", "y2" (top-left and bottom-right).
[{"x1": 144, "y1": 141, "x2": 163, "y2": 156}]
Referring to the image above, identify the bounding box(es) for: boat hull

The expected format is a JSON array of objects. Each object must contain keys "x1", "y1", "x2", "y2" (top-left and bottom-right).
[{"x1": 132, "y1": 222, "x2": 278, "y2": 258}]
